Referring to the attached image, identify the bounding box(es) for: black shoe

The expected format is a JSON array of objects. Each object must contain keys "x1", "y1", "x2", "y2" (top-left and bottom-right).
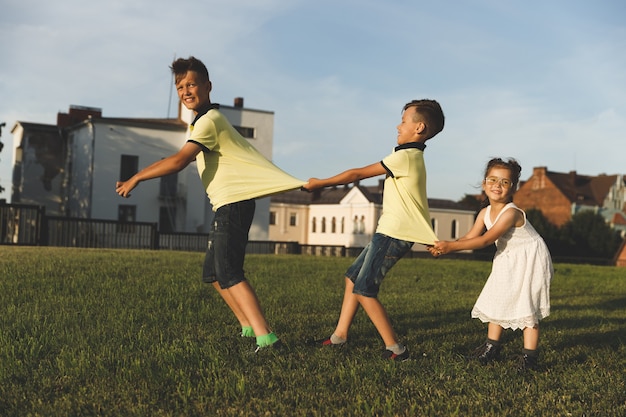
[
  {"x1": 308, "y1": 336, "x2": 346, "y2": 348},
  {"x1": 382, "y1": 347, "x2": 410, "y2": 362},
  {"x1": 517, "y1": 353, "x2": 539, "y2": 372},
  {"x1": 253, "y1": 339, "x2": 286, "y2": 355},
  {"x1": 473, "y1": 341, "x2": 501, "y2": 365}
]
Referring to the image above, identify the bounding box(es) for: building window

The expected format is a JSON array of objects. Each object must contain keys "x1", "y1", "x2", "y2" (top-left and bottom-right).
[
  {"x1": 312, "y1": 217, "x2": 316, "y2": 233},
  {"x1": 269, "y1": 211, "x2": 276, "y2": 225},
  {"x1": 289, "y1": 213, "x2": 297, "y2": 226},
  {"x1": 331, "y1": 217, "x2": 336, "y2": 233},
  {"x1": 234, "y1": 126, "x2": 255, "y2": 139},
  {"x1": 451, "y1": 219, "x2": 459, "y2": 239},
  {"x1": 117, "y1": 205, "x2": 136, "y2": 233},
  {"x1": 160, "y1": 172, "x2": 178, "y2": 197},
  {"x1": 341, "y1": 217, "x2": 345, "y2": 233},
  {"x1": 321, "y1": 217, "x2": 326, "y2": 233},
  {"x1": 358, "y1": 216, "x2": 365, "y2": 234},
  {"x1": 431, "y1": 218, "x2": 438, "y2": 235},
  {"x1": 159, "y1": 206, "x2": 176, "y2": 233},
  {"x1": 119, "y1": 155, "x2": 138, "y2": 181}
]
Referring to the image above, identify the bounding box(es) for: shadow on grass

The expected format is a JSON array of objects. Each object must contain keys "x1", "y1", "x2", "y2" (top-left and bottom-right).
[{"x1": 545, "y1": 295, "x2": 626, "y2": 352}]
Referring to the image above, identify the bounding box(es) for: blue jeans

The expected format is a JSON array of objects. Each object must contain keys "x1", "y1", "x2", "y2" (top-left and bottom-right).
[
  {"x1": 345, "y1": 233, "x2": 413, "y2": 297},
  {"x1": 202, "y1": 200, "x2": 255, "y2": 289}
]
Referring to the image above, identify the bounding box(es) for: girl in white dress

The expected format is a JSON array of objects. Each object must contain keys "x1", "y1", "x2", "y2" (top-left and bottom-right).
[{"x1": 428, "y1": 158, "x2": 553, "y2": 371}]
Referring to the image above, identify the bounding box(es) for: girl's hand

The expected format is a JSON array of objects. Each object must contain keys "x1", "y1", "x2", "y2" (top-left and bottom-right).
[{"x1": 431, "y1": 241, "x2": 451, "y2": 256}]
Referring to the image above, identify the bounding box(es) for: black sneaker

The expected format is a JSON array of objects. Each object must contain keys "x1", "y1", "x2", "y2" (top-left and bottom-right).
[
  {"x1": 517, "y1": 353, "x2": 539, "y2": 372},
  {"x1": 253, "y1": 339, "x2": 286, "y2": 354},
  {"x1": 473, "y1": 341, "x2": 501, "y2": 365},
  {"x1": 382, "y1": 347, "x2": 410, "y2": 362},
  {"x1": 308, "y1": 336, "x2": 346, "y2": 348}
]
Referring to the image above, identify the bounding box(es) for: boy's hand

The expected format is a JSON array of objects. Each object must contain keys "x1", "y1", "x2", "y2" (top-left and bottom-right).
[
  {"x1": 302, "y1": 178, "x2": 322, "y2": 191},
  {"x1": 115, "y1": 178, "x2": 138, "y2": 198},
  {"x1": 426, "y1": 245, "x2": 441, "y2": 257},
  {"x1": 428, "y1": 241, "x2": 447, "y2": 257}
]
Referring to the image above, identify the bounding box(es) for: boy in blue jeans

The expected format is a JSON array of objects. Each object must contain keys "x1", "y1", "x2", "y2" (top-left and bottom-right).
[
  {"x1": 116, "y1": 57, "x2": 304, "y2": 353},
  {"x1": 303, "y1": 99, "x2": 444, "y2": 360}
]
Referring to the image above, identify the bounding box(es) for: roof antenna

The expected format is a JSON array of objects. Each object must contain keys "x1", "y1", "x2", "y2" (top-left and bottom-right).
[{"x1": 167, "y1": 53, "x2": 176, "y2": 118}]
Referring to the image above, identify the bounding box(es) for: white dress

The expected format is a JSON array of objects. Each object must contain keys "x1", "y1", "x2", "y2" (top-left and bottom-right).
[{"x1": 471, "y1": 203, "x2": 553, "y2": 330}]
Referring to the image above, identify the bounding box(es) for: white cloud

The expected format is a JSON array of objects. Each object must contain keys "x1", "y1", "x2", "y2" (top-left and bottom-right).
[{"x1": 1, "y1": 0, "x2": 625, "y2": 201}]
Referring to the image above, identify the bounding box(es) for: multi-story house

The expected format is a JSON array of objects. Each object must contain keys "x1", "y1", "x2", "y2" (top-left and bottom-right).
[
  {"x1": 269, "y1": 181, "x2": 476, "y2": 252},
  {"x1": 513, "y1": 167, "x2": 626, "y2": 235},
  {"x1": 9, "y1": 98, "x2": 277, "y2": 239}
]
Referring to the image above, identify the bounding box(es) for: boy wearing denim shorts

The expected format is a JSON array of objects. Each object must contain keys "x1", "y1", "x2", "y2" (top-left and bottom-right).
[
  {"x1": 116, "y1": 57, "x2": 304, "y2": 353},
  {"x1": 303, "y1": 99, "x2": 444, "y2": 360}
]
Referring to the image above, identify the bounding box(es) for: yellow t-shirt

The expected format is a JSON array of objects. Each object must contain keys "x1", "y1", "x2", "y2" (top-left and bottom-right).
[
  {"x1": 189, "y1": 108, "x2": 305, "y2": 210},
  {"x1": 376, "y1": 144, "x2": 438, "y2": 245}
]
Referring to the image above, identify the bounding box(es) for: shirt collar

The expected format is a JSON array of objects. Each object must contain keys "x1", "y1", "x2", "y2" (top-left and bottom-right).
[
  {"x1": 394, "y1": 142, "x2": 426, "y2": 152},
  {"x1": 191, "y1": 102, "x2": 220, "y2": 126}
]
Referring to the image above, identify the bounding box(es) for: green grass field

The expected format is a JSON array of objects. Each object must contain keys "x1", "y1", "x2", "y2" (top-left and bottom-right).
[{"x1": 0, "y1": 246, "x2": 624, "y2": 416}]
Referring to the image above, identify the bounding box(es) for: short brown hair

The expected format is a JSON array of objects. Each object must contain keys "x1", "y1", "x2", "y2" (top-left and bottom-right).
[
  {"x1": 403, "y1": 99, "x2": 445, "y2": 139},
  {"x1": 170, "y1": 56, "x2": 210, "y2": 84}
]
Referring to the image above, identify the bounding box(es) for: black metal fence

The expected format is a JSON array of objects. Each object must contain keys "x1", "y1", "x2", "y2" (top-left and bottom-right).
[
  {"x1": 0, "y1": 203, "x2": 341, "y2": 255},
  {"x1": 0, "y1": 203, "x2": 43, "y2": 246},
  {"x1": 2, "y1": 203, "x2": 616, "y2": 264}
]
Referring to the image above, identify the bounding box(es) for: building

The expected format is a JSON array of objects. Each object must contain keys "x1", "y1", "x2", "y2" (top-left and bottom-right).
[
  {"x1": 9, "y1": 99, "x2": 277, "y2": 239},
  {"x1": 9, "y1": 122, "x2": 66, "y2": 215},
  {"x1": 513, "y1": 167, "x2": 626, "y2": 234},
  {"x1": 269, "y1": 181, "x2": 476, "y2": 252}
]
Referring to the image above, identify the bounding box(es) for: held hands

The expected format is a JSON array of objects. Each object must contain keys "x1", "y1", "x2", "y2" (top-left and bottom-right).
[{"x1": 427, "y1": 241, "x2": 451, "y2": 257}]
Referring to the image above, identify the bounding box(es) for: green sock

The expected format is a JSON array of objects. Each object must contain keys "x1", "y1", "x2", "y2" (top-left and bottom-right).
[
  {"x1": 256, "y1": 332, "x2": 279, "y2": 347},
  {"x1": 241, "y1": 326, "x2": 255, "y2": 337}
]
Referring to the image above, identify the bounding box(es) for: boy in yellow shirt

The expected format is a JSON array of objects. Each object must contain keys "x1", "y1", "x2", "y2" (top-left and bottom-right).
[{"x1": 304, "y1": 99, "x2": 444, "y2": 360}]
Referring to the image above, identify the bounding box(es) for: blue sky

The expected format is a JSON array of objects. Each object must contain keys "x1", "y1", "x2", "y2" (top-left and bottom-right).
[{"x1": 1, "y1": 0, "x2": 624, "y2": 202}]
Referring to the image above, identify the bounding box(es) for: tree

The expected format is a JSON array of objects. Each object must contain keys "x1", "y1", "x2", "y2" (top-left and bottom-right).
[
  {"x1": 458, "y1": 193, "x2": 482, "y2": 213},
  {"x1": 560, "y1": 210, "x2": 623, "y2": 259},
  {"x1": 526, "y1": 208, "x2": 567, "y2": 256}
]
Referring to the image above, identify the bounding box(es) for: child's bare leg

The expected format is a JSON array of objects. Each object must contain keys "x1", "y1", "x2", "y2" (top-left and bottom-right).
[
  {"x1": 487, "y1": 322, "x2": 504, "y2": 342},
  {"x1": 225, "y1": 281, "x2": 271, "y2": 337},
  {"x1": 333, "y1": 278, "x2": 360, "y2": 340},
  {"x1": 357, "y1": 294, "x2": 398, "y2": 347},
  {"x1": 212, "y1": 282, "x2": 251, "y2": 328},
  {"x1": 523, "y1": 325, "x2": 540, "y2": 350}
]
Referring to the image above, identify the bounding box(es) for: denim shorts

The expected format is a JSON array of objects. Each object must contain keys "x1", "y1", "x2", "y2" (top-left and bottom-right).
[
  {"x1": 202, "y1": 199, "x2": 255, "y2": 289},
  {"x1": 345, "y1": 233, "x2": 413, "y2": 297}
]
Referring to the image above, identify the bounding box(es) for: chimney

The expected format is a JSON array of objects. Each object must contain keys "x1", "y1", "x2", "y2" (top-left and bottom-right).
[
  {"x1": 57, "y1": 105, "x2": 102, "y2": 128},
  {"x1": 533, "y1": 166, "x2": 547, "y2": 179},
  {"x1": 234, "y1": 97, "x2": 244, "y2": 108}
]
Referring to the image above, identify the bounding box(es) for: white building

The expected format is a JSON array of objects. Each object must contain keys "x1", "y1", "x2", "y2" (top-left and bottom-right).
[
  {"x1": 10, "y1": 99, "x2": 277, "y2": 239},
  {"x1": 269, "y1": 181, "x2": 476, "y2": 252}
]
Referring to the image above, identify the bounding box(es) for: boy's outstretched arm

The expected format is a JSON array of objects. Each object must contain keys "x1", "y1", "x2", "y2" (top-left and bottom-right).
[
  {"x1": 116, "y1": 142, "x2": 200, "y2": 198},
  {"x1": 303, "y1": 162, "x2": 386, "y2": 191}
]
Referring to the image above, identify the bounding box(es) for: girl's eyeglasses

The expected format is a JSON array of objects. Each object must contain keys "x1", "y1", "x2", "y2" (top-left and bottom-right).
[{"x1": 484, "y1": 176, "x2": 512, "y2": 188}]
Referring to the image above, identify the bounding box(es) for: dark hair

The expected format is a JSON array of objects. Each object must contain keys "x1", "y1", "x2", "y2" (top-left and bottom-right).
[
  {"x1": 170, "y1": 56, "x2": 210, "y2": 84},
  {"x1": 480, "y1": 157, "x2": 522, "y2": 208},
  {"x1": 403, "y1": 99, "x2": 445, "y2": 140}
]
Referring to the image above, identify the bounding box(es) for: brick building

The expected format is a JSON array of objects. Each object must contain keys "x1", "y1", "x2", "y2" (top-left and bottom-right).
[{"x1": 513, "y1": 167, "x2": 626, "y2": 231}]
